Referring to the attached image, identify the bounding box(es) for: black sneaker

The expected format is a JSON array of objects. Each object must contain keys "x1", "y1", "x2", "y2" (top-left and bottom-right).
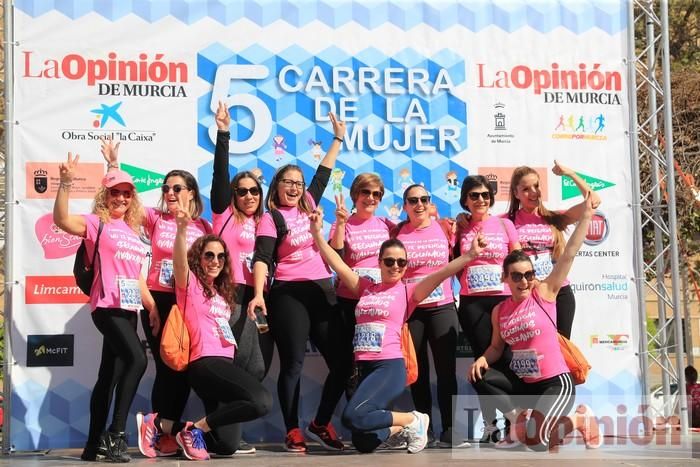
[
  {"x1": 104, "y1": 431, "x2": 131, "y2": 463},
  {"x1": 426, "y1": 428, "x2": 437, "y2": 448},
  {"x1": 237, "y1": 439, "x2": 256, "y2": 454},
  {"x1": 80, "y1": 432, "x2": 107, "y2": 461},
  {"x1": 479, "y1": 422, "x2": 501, "y2": 444},
  {"x1": 437, "y1": 427, "x2": 471, "y2": 448}
]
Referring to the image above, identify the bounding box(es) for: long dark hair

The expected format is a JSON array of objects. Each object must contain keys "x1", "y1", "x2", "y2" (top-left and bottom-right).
[
  {"x1": 459, "y1": 175, "x2": 496, "y2": 210},
  {"x1": 265, "y1": 164, "x2": 313, "y2": 215},
  {"x1": 230, "y1": 171, "x2": 264, "y2": 224},
  {"x1": 378, "y1": 238, "x2": 406, "y2": 260},
  {"x1": 502, "y1": 249, "x2": 534, "y2": 274},
  {"x1": 187, "y1": 234, "x2": 236, "y2": 310},
  {"x1": 159, "y1": 169, "x2": 204, "y2": 219}
]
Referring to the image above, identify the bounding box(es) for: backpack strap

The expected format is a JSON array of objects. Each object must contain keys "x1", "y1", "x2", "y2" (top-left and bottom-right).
[
  {"x1": 217, "y1": 212, "x2": 234, "y2": 237},
  {"x1": 93, "y1": 221, "x2": 105, "y2": 297},
  {"x1": 531, "y1": 289, "x2": 557, "y2": 332},
  {"x1": 270, "y1": 209, "x2": 288, "y2": 257}
]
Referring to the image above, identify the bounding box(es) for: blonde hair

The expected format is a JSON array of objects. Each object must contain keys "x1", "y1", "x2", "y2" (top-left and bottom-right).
[{"x1": 92, "y1": 186, "x2": 144, "y2": 233}]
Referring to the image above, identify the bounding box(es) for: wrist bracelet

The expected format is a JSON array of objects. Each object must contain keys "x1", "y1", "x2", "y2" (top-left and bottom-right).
[
  {"x1": 333, "y1": 136, "x2": 343, "y2": 143},
  {"x1": 59, "y1": 182, "x2": 73, "y2": 190},
  {"x1": 107, "y1": 163, "x2": 119, "y2": 169}
]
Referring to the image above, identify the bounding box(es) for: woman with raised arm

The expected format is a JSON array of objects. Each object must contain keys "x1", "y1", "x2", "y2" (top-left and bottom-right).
[
  {"x1": 505, "y1": 161, "x2": 601, "y2": 339},
  {"x1": 247, "y1": 113, "x2": 351, "y2": 452},
  {"x1": 53, "y1": 152, "x2": 158, "y2": 463},
  {"x1": 137, "y1": 199, "x2": 272, "y2": 461},
  {"x1": 100, "y1": 140, "x2": 213, "y2": 459},
  {"x1": 456, "y1": 175, "x2": 521, "y2": 443},
  {"x1": 310, "y1": 208, "x2": 486, "y2": 454},
  {"x1": 469, "y1": 193, "x2": 599, "y2": 451},
  {"x1": 329, "y1": 174, "x2": 394, "y2": 397},
  {"x1": 391, "y1": 183, "x2": 461, "y2": 447}
]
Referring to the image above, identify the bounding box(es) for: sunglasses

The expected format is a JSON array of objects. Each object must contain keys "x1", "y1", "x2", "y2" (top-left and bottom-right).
[
  {"x1": 280, "y1": 179, "x2": 305, "y2": 189},
  {"x1": 108, "y1": 188, "x2": 133, "y2": 198},
  {"x1": 235, "y1": 187, "x2": 261, "y2": 197},
  {"x1": 406, "y1": 195, "x2": 431, "y2": 205},
  {"x1": 510, "y1": 270, "x2": 536, "y2": 282},
  {"x1": 360, "y1": 188, "x2": 383, "y2": 199},
  {"x1": 203, "y1": 251, "x2": 227, "y2": 262},
  {"x1": 161, "y1": 184, "x2": 188, "y2": 194},
  {"x1": 468, "y1": 191, "x2": 491, "y2": 201},
  {"x1": 381, "y1": 257, "x2": 408, "y2": 268}
]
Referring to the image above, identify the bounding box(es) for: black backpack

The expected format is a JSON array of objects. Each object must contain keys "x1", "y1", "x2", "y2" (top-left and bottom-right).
[{"x1": 73, "y1": 221, "x2": 104, "y2": 296}]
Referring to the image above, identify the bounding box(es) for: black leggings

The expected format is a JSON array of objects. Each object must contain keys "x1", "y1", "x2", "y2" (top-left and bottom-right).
[
  {"x1": 140, "y1": 291, "x2": 190, "y2": 421},
  {"x1": 408, "y1": 303, "x2": 459, "y2": 431},
  {"x1": 188, "y1": 357, "x2": 272, "y2": 455},
  {"x1": 88, "y1": 308, "x2": 147, "y2": 446},
  {"x1": 556, "y1": 285, "x2": 576, "y2": 339},
  {"x1": 337, "y1": 296, "x2": 359, "y2": 397},
  {"x1": 268, "y1": 279, "x2": 350, "y2": 430},
  {"x1": 231, "y1": 285, "x2": 275, "y2": 381},
  {"x1": 473, "y1": 367, "x2": 575, "y2": 451}
]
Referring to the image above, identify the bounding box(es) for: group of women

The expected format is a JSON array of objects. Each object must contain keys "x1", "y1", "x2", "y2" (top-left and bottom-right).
[{"x1": 54, "y1": 102, "x2": 601, "y2": 462}]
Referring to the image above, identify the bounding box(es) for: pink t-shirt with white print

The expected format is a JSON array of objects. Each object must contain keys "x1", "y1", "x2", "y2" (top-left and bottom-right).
[
  {"x1": 329, "y1": 215, "x2": 393, "y2": 299},
  {"x1": 353, "y1": 278, "x2": 419, "y2": 361},
  {"x1": 145, "y1": 207, "x2": 212, "y2": 292},
  {"x1": 498, "y1": 288, "x2": 568, "y2": 383},
  {"x1": 83, "y1": 214, "x2": 148, "y2": 312},
  {"x1": 213, "y1": 208, "x2": 256, "y2": 287},
  {"x1": 256, "y1": 194, "x2": 331, "y2": 281},
  {"x1": 396, "y1": 220, "x2": 454, "y2": 308},
  {"x1": 459, "y1": 216, "x2": 519, "y2": 296},
  {"x1": 177, "y1": 273, "x2": 236, "y2": 362}
]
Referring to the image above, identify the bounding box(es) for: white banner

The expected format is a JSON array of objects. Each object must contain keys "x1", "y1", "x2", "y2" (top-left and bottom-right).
[{"x1": 9, "y1": 0, "x2": 638, "y2": 449}]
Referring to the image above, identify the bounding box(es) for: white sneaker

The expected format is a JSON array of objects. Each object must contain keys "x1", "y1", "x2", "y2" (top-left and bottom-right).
[{"x1": 404, "y1": 411, "x2": 430, "y2": 454}]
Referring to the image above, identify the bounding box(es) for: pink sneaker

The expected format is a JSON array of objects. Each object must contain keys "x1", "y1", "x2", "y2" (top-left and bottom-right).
[
  {"x1": 155, "y1": 433, "x2": 179, "y2": 457},
  {"x1": 176, "y1": 422, "x2": 210, "y2": 461},
  {"x1": 575, "y1": 404, "x2": 601, "y2": 449},
  {"x1": 136, "y1": 412, "x2": 158, "y2": 458}
]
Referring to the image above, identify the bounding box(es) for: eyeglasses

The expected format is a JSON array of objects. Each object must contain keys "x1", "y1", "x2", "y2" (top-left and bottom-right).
[
  {"x1": 468, "y1": 191, "x2": 491, "y2": 201},
  {"x1": 509, "y1": 270, "x2": 536, "y2": 282},
  {"x1": 108, "y1": 188, "x2": 133, "y2": 198},
  {"x1": 235, "y1": 187, "x2": 261, "y2": 197},
  {"x1": 360, "y1": 188, "x2": 383, "y2": 199},
  {"x1": 161, "y1": 184, "x2": 188, "y2": 194},
  {"x1": 381, "y1": 257, "x2": 408, "y2": 268},
  {"x1": 280, "y1": 179, "x2": 305, "y2": 189},
  {"x1": 203, "y1": 251, "x2": 227, "y2": 262},
  {"x1": 406, "y1": 195, "x2": 431, "y2": 205}
]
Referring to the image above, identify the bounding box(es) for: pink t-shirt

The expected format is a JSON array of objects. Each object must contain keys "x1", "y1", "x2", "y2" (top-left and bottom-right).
[
  {"x1": 354, "y1": 278, "x2": 419, "y2": 361},
  {"x1": 145, "y1": 208, "x2": 212, "y2": 292},
  {"x1": 176, "y1": 273, "x2": 236, "y2": 363},
  {"x1": 256, "y1": 195, "x2": 331, "y2": 281},
  {"x1": 498, "y1": 288, "x2": 568, "y2": 383},
  {"x1": 83, "y1": 214, "x2": 148, "y2": 312},
  {"x1": 396, "y1": 220, "x2": 454, "y2": 308},
  {"x1": 508, "y1": 210, "x2": 569, "y2": 285},
  {"x1": 213, "y1": 208, "x2": 256, "y2": 287},
  {"x1": 459, "y1": 216, "x2": 519, "y2": 296},
  {"x1": 329, "y1": 215, "x2": 393, "y2": 299}
]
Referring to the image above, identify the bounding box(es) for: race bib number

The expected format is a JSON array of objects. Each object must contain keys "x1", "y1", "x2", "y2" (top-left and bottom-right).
[
  {"x1": 158, "y1": 259, "x2": 174, "y2": 288},
  {"x1": 531, "y1": 252, "x2": 553, "y2": 281},
  {"x1": 215, "y1": 317, "x2": 238, "y2": 347},
  {"x1": 353, "y1": 267, "x2": 381, "y2": 284},
  {"x1": 466, "y1": 264, "x2": 503, "y2": 294},
  {"x1": 406, "y1": 276, "x2": 446, "y2": 305},
  {"x1": 118, "y1": 278, "x2": 142, "y2": 311},
  {"x1": 353, "y1": 323, "x2": 386, "y2": 352},
  {"x1": 510, "y1": 349, "x2": 542, "y2": 378}
]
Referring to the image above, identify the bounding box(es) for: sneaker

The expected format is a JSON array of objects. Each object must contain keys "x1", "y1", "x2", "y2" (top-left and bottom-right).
[
  {"x1": 426, "y1": 428, "x2": 437, "y2": 448},
  {"x1": 237, "y1": 439, "x2": 256, "y2": 454},
  {"x1": 305, "y1": 421, "x2": 344, "y2": 451},
  {"x1": 80, "y1": 432, "x2": 107, "y2": 462},
  {"x1": 285, "y1": 428, "x2": 307, "y2": 453},
  {"x1": 437, "y1": 428, "x2": 471, "y2": 448},
  {"x1": 155, "y1": 433, "x2": 179, "y2": 457},
  {"x1": 103, "y1": 431, "x2": 131, "y2": 463},
  {"x1": 136, "y1": 412, "x2": 158, "y2": 458},
  {"x1": 575, "y1": 404, "x2": 602, "y2": 449},
  {"x1": 379, "y1": 430, "x2": 408, "y2": 450},
  {"x1": 479, "y1": 421, "x2": 501, "y2": 444},
  {"x1": 176, "y1": 423, "x2": 210, "y2": 461},
  {"x1": 494, "y1": 432, "x2": 521, "y2": 449},
  {"x1": 404, "y1": 411, "x2": 430, "y2": 454}
]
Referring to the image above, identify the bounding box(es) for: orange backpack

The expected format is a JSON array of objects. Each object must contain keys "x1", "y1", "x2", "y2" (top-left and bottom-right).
[{"x1": 160, "y1": 302, "x2": 190, "y2": 372}]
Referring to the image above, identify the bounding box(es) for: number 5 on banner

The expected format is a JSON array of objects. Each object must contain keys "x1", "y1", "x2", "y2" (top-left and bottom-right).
[{"x1": 210, "y1": 64, "x2": 273, "y2": 154}]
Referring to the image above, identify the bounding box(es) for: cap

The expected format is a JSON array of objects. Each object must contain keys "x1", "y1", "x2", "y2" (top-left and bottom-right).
[{"x1": 102, "y1": 170, "x2": 136, "y2": 189}]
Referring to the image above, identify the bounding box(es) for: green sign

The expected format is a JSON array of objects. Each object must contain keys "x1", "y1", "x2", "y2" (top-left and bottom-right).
[
  {"x1": 562, "y1": 172, "x2": 615, "y2": 200},
  {"x1": 121, "y1": 163, "x2": 166, "y2": 193}
]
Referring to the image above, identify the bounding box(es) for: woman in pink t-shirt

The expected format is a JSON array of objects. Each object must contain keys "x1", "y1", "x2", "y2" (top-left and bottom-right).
[
  {"x1": 456, "y1": 175, "x2": 521, "y2": 442},
  {"x1": 469, "y1": 193, "x2": 599, "y2": 452},
  {"x1": 53, "y1": 153, "x2": 158, "y2": 462},
  {"x1": 100, "y1": 140, "x2": 213, "y2": 458},
  {"x1": 247, "y1": 113, "x2": 350, "y2": 452},
  {"x1": 505, "y1": 161, "x2": 601, "y2": 339},
  {"x1": 329, "y1": 173, "x2": 394, "y2": 396},
  {"x1": 310, "y1": 209, "x2": 486, "y2": 453},
  {"x1": 392, "y1": 183, "x2": 461, "y2": 446}
]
